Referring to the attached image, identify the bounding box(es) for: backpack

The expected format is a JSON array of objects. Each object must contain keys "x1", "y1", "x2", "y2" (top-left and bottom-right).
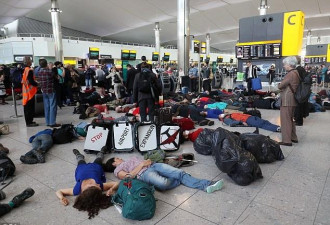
[
  {"x1": 52, "y1": 124, "x2": 75, "y2": 144},
  {"x1": 0, "y1": 152, "x2": 15, "y2": 182},
  {"x1": 112, "y1": 178, "x2": 156, "y2": 221},
  {"x1": 244, "y1": 109, "x2": 261, "y2": 118},
  {"x1": 138, "y1": 70, "x2": 152, "y2": 93},
  {"x1": 291, "y1": 73, "x2": 312, "y2": 104},
  {"x1": 113, "y1": 74, "x2": 121, "y2": 83}
]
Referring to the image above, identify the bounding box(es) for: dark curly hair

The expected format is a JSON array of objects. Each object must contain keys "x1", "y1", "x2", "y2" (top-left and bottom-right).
[{"x1": 73, "y1": 186, "x2": 112, "y2": 219}]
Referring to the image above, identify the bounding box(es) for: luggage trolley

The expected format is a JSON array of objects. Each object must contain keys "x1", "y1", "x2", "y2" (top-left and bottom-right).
[
  {"x1": 212, "y1": 70, "x2": 222, "y2": 89},
  {"x1": 160, "y1": 73, "x2": 171, "y2": 95}
]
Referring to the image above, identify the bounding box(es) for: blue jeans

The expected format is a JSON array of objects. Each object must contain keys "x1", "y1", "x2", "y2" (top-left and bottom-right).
[
  {"x1": 25, "y1": 134, "x2": 53, "y2": 157},
  {"x1": 139, "y1": 163, "x2": 211, "y2": 191},
  {"x1": 314, "y1": 103, "x2": 322, "y2": 112},
  {"x1": 85, "y1": 79, "x2": 92, "y2": 88},
  {"x1": 246, "y1": 116, "x2": 279, "y2": 132},
  {"x1": 43, "y1": 92, "x2": 57, "y2": 126}
]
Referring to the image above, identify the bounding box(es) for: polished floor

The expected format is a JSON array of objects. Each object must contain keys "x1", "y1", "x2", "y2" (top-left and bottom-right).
[{"x1": 0, "y1": 79, "x2": 329, "y2": 225}]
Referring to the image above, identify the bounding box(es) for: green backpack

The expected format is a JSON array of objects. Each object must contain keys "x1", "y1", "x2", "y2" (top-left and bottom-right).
[{"x1": 112, "y1": 178, "x2": 156, "y2": 220}]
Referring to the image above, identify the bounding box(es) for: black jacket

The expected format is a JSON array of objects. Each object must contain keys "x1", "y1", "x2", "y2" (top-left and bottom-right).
[
  {"x1": 126, "y1": 67, "x2": 137, "y2": 90},
  {"x1": 133, "y1": 71, "x2": 161, "y2": 103},
  {"x1": 244, "y1": 65, "x2": 260, "y2": 80}
]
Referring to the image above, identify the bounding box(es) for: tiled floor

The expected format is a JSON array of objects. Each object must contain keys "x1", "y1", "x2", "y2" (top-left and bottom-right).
[{"x1": 0, "y1": 79, "x2": 329, "y2": 225}]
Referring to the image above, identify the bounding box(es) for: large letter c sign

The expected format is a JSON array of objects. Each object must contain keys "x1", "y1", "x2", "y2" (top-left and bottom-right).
[{"x1": 288, "y1": 14, "x2": 296, "y2": 25}]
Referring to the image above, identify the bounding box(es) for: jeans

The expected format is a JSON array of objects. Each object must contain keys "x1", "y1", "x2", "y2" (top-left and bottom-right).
[
  {"x1": 114, "y1": 84, "x2": 121, "y2": 99},
  {"x1": 140, "y1": 163, "x2": 211, "y2": 191},
  {"x1": 246, "y1": 116, "x2": 279, "y2": 132},
  {"x1": 188, "y1": 105, "x2": 205, "y2": 123},
  {"x1": 25, "y1": 134, "x2": 53, "y2": 157},
  {"x1": 85, "y1": 79, "x2": 92, "y2": 88},
  {"x1": 43, "y1": 92, "x2": 57, "y2": 125},
  {"x1": 139, "y1": 98, "x2": 155, "y2": 122}
]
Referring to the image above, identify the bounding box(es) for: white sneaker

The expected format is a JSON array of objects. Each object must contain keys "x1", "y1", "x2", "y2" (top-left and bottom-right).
[{"x1": 206, "y1": 179, "x2": 224, "y2": 193}]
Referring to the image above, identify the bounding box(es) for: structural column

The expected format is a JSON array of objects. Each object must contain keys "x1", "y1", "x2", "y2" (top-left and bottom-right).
[
  {"x1": 50, "y1": 0, "x2": 63, "y2": 62},
  {"x1": 258, "y1": 0, "x2": 269, "y2": 16},
  {"x1": 206, "y1": 33, "x2": 211, "y2": 58},
  {"x1": 154, "y1": 22, "x2": 161, "y2": 65},
  {"x1": 177, "y1": 0, "x2": 190, "y2": 74}
]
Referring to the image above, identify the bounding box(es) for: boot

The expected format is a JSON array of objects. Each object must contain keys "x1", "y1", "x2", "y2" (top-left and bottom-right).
[
  {"x1": 20, "y1": 155, "x2": 38, "y2": 164},
  {"x1": 10, "y1": 188, "x2": 35, "y2": 208},
  {"x1": 31, "y1": 149, "x2": 45, "y2": 163}
]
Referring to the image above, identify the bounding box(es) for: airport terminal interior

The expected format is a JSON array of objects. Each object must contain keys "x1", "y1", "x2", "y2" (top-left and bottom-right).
[{"x1": 0, "y1": 0, "x2": 330, "y2": 224}]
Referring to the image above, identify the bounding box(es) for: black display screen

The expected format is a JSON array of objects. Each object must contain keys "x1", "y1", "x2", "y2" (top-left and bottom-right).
[
  {"x1": 89, "y1": 51, "x2": 99, "y2": 59},
  {"x1": 121, "y1": 52, "x2": 130, "y2": 60},
  {"x1": 129, "y1": 53, "x2": 136, "y2": 60},
  {"x1": 217, "y1": 57, "x2": 223, "y2": 63},
  {"x1": 194, "y1": 42, "x2": 200, "y2": 53},
  {"x1": 237, "y1": 44, "x2": 281, "y2": 59},
  {"x1": 152, "y1": 53, "x2": 159, "y2": 61},
  {"x1": 163, "y1": 55, "x2": 170, "y2": 61},
  {"x1": 200, "y1": 56, "x2": 204, "y2": 62}
]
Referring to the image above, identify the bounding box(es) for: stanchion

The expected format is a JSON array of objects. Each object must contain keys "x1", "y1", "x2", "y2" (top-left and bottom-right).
[{"x1": 10, "y1": 85, "x2": 22, "y2": 118}]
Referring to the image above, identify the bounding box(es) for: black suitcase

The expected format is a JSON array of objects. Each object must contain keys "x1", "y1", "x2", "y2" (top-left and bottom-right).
[
  {"x1": 154, "y1": 107, "x2": 172, "y2": 126},
  {"x1": 253, "y1": 99, "x2": 273, "y2": 109}
]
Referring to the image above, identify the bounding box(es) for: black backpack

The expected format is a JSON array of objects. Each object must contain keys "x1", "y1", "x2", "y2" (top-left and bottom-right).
[
  {"x1": 138, "y1": 70, "x2": 152, "y2": 93},
  {"x1": 244, "y1": 109, "x2": 261, "y2": 118},
  {"x1": 52, "y1": 124, "x2": 75, "y2": 144},
  {"x1": 0, "y1": 152, "x2": 15, "y2": 181},
  {"x1": 293, "y1": 74, "x2": 312, "y2": 104}
]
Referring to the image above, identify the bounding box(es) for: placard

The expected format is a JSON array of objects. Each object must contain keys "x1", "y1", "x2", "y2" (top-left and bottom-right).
[{"x1": 84, "y1": 126, "x2": 109, "y2": 151}]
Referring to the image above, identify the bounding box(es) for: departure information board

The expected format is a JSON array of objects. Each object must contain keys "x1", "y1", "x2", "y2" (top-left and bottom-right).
[{"x1": 236, "y1": 43, "x2": 281, "y2": 59}]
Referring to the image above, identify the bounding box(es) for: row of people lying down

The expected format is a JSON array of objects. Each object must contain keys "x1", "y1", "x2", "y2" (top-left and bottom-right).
[{"x1": 56, "y1": 149, "x2": 224, "y2": 219}]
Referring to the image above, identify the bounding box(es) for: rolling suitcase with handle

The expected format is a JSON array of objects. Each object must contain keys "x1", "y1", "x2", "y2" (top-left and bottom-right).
[
  {"x1": 134, "y1": 122, "x2": 158, "y2": 153},
  {"x1": 112, "y1": 121, "x2": 134, "y2": 152},
  {"x1": 159, "y1": 124, "x2": 181, "y2": 152}
]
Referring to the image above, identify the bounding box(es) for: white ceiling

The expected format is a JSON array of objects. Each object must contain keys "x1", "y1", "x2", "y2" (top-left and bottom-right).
[{"x1": 2, "y1": 0, "x2": 330, "y2": 54}]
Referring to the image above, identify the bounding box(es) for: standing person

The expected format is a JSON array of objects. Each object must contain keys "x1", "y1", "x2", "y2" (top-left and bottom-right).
[
  {"x1": 319, "y1": 64, "x2": 328, "y2": 87},
  {"x1": 22, "y1": 56, "x2": 38, "y2": 127},
  {"x1": 54, "y1": 62, "x2": 66, "y2": 108},
  {"x1": 267, "y1": 65, "x2": 276, "y2": 85},
  {"x1": 133, "y1": 62, "x2": 161, "y2": 122},
  {"x1": 126, "y1": 64, "x2": 137, "y2": 97},
  {"x1": 84, "y1": 65, "x2": 94, "y2": 90},
  {"x1": 136, "y1": 56, "x2": 151, "y2": 73},
  {"x1": 10, "y1": 64, "x2": 23, "y2": 89},
  {"x1": 326, "y1": 65, "x2": 330, "y2": 87},
  {"x1": 95, "y1": 66, "x2": 106, "y2": 98},
  {"x1": 178, "y1": 67, "x2": 185, "y2": 89},
  {"x1": 278, "y1": 56, "x2": 300, "y2": 146},
  {"x1": 244, "y1": 61, "x2": 260, "y2": 95},
  {"x1": 202, "y1": 63, "x2": 211, "y2": 93},
  {"x1": 189, "y1": 63, "x2": 198, "y2": 93},
  {"x1": 294, "y1": 63, "x2": 310, "y2": 126},
  {"x1": 38, "y1": 59, "x2": 60, "y2": 127},
  {"x1": 109, "y1": 67, "x2": 122, "y2": 99}
]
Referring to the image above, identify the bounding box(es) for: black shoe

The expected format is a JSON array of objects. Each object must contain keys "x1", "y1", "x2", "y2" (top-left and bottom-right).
[
  {"x1": 295, "y1": 123, "x2": 303, "y2": 126},
  {"x1": 32, "y1": 150, "x2": 45, "y2": 163},
  {"x1": 10, "y1": 188, "x2": 35, "y2": 208},
  {"x1": 26, "y1": 123, "x2": 39, "y2": 127},
  {"x1": 278, "y1": 142, "x2": 292, "y2": 146},
  {"x1": 291, "y1": 140, "x2": 298, "y2": 143},
  {"x1": 207, "y1": 120, "x2": 214, "y2": 126},
  {"x1": 199, "y1": 120, "x2": 208, "y2": 126},
  {"x1": 49, "y1": 123, "x2": 61, "y2": 128},
  {"x1": 20, "y1": 155, "x2": 38, "y2": 164}
]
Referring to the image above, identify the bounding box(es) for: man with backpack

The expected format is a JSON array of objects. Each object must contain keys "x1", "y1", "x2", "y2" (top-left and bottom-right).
[
  {"x1": 133, "y1": 62, "x2": 161, "y2": 122},
  {"x1": 10, "y1": 64, "x2": 23, "y2": 89}
]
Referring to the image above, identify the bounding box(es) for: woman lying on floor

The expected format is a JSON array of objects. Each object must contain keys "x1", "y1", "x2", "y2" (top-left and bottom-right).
[{"x1": 56, "y1": 148, "x2": 119, "y2": 219}]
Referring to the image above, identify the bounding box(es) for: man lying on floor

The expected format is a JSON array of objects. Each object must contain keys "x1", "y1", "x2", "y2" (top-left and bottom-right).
[
  {"x1": 105, "y1": 156, "x2": 224, "y2": 193},
  {"x1": 219, "y1": 113, "x2": 281, "y2": 132}
]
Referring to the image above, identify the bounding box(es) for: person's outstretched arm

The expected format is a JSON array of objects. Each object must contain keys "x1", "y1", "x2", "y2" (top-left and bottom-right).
[
  {"x1": 103, "y1": 181, "x2": 120, "y2": 196},
  {"x1": 56, "y1": 188, "x2": 73, "y2": 206}
]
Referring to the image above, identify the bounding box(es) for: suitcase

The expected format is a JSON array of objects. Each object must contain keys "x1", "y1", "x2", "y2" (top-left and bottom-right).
[
  {"x1": 253, "y1": 99, "x2": 273, "y2": 109},
  {"x1": 134, "y1": 122, "x2": 158, "y2": 152},
  {"x1": 112, "y1": 121, "x2": 134, "y2": 152},
  {"x1": 84, "y1": 120, "x2": 113, "y2": 153},
  {"x1": 154, "y1": 107, "x2": 172, "y2": 126},
  {"x1": 251, "y1": 78, "x2": 262, "y2": 90},
  {"x1": 159, "y1": 124, "x2": 181, "y2": 151}
]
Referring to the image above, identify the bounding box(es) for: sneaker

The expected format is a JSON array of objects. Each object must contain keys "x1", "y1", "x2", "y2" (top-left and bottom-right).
[
  {"x1": 276, "y1": 127, "x2": 281, "y2": 132},
  {"x1": 32, "y1": 150, "x2": 45, "y2": 163},
  {"x1": 206, "y1": 179, "x2": 224, "y2": 194},
  {"x1": 26, "y1": 123, "x2": 39, "y2": 127},
  {"x1": 100, "y1": 146, "x2": 108, "y2": 154},
  {"x1": 49, "y1": 123, "x2": 61, "y2": 128},
  {"x1": 10, "y1": 188, "x2": 35, "y2": 208},
  {"x1": 73, "y1": 149, "x2": 81, "y2": 156},
  {"x1": 207, "y1": 120, "x2": 214, "y2": 126},
  {"x1": 20, "y1": 155, "x2": 38, "y2": 164}
]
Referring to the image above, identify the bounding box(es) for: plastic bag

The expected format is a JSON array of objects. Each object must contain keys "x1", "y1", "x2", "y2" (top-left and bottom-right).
[{"x1": 239, "y1": 133, "x2": 284, "y2": 163}]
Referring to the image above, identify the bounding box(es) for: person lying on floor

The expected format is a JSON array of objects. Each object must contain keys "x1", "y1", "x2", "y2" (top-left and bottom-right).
[
  {"x1": 56, "y1": 148, "x2": 119, "y2": 219},
  {"x1": 0, "y1": 188, "x2": 35, "y2": 217},
  {"x1": 219, "y1": 113, "x2": 281, "y2": 132},
  {"x1": 106, "y1": 156, "x2": 223, "y2": 193},
  {"x1": 20, "y1": 128, "x2": 85, "y2": 164}
]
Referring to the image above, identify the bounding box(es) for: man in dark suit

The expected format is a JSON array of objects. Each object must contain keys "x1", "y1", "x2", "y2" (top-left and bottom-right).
[
  {"x1": 126, "y1": 64, "x2": 137, "y2": 97},
  {"x1": 244, "y1": 61, "x2": 260, "y2": 95}
]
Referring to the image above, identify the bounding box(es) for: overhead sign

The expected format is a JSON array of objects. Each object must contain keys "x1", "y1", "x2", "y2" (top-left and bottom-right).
[
  {"x1": 89, "y1": 47, "x2": 100, "y2": 60},
  {"x1": 193, "y1": 40, "x2": 200, "y2": 53},
  {"x1": 152, "y1": 52, "x2": 159, "y2": 61},
  {"x1": 163, "y1": 53, "x2": 170, "y2": 62},
  {"x1": 121, "y1": 50, "x2": 130, "y2": 60},
  {"x1": 100, "y1": 55, "x2": 112, "y2": 59},
  {"x1": 14, "y1": 55, "x2": 33, "y2": 63},
  {"x1": 129, "y1": 50, "x2": 137, "y2": 60}
]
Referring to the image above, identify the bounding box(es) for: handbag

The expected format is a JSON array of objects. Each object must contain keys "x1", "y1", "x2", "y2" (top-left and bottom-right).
[{"x1": 0, "y1": 124, "x2": 9, "y2": 135}]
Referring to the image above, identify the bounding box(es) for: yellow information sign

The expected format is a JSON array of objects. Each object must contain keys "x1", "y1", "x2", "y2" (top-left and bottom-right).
[
  {"x1": 327, "y1": 44, "x2": 330, "y2": 62},
  {"x1": 282, "y1": 11, "x2": 305, "y2": 56}
]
